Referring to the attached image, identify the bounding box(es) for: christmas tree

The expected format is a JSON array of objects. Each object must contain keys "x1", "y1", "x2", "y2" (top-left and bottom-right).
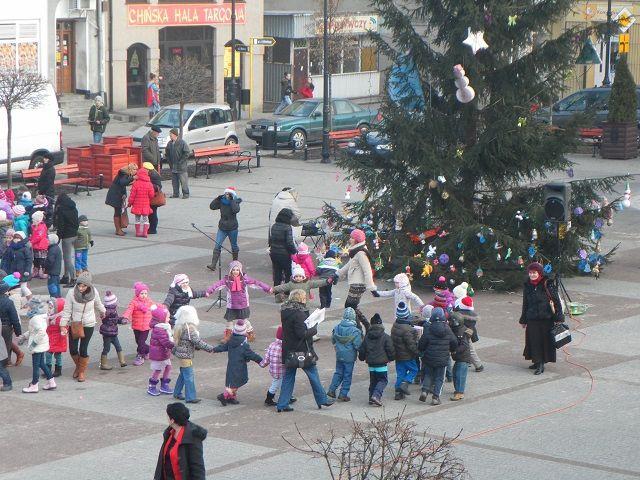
[{"x1": 323, "y1": 1, "x2": 630, "y2": 290}]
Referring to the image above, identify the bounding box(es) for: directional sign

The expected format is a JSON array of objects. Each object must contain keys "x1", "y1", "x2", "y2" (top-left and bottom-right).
[
  {"x1": 619, "y1": 33, "x2": 630, "y2": 53},
  {"x1": 235, "y1": 45, "x2": 249, "y2": 53},
  {"x1": 251, "y1": 37, "x2": 276, "y2": 47}
]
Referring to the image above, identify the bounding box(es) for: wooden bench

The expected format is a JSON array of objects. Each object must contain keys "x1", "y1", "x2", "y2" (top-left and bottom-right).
[
  {"x1": 21, "y1": 164, "x2": 103, "y2": 196},
  {"x1": 329, "y1": 129, "x2": 362, "y2": 161},
  {"x1": 192, "y1": 144, "x2": 253, "y2": 179},
  {"x1": 579, "y1": 128, "x2": 603, "y2": 157}
]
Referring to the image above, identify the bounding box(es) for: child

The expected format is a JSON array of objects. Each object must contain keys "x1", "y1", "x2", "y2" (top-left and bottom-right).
[
  {"x1": 45, "y1": 298, "x2": 66, "y2": 377},
  {"x1": 430, "y1": 276, "x2": 455, "y2": 313},
  {"x1": 448, "y1": 301, "x2": 474, "y2": 401},
  {"x1": 148, "y1": 304, "x2": 175, "y2": 396},
  {"x1": 18, "y1": 191, "x2": 34, "y2": 214},
  {"x1": 272, "y1": 264, "x2": 331, "y2": 307},
  {"x1": 0, "y1": 227, "x2": 14, "y2": 273},
  {"x1": 18, "y1": 298, "x2": 57, "y2": 393},
  {"x1": 291, "y1": 242, "x2": 316, "y2": 298},
  {"x1": 74, "y1": 215, "x2": 93, "y2": 276},
  {"x1": 316, "y1": 249, "x2": 340, "y2": 308},
  {"x1": 212, "y1": 319, "x2": 262, "y2": 406},
  {"x1": 375, "y1": 272, "x2": 425, "y2": 316},
  {"x1": 32, "y1": 195, "x2": 52, "y2": 228},
  {"x1": 44, "y1": 234, "x2": 62, "y2": 298},
  {"x1": 0, "y1": 333, "x2": 12, "y2": 391},
  {"x1": 327, "y1": 307, "x2": 362, "y2": 401},
  {"x1": 358, "y1": 313, "x2": 395, "y2": 406},
  {"x1": 10, "y1": 232, "x2": 33, "y2": 284},
  {"x1": 123, "y1": 281, "x2": 154, "y2": 366},
  {"x1": 12, "y1": 205, "x2": 29, "y2": 236},
  {"x1": 259, "y1": 325, "x2": 292, "y2": 406},
  {"x1": 452, "y1": 281, "x2": 470, "y2": 309},
  {"x1": 172, "y1": 305, "x2": 215, "y2": 404},
  {"x1": 127, "y1": 166, "x2": 155, "y2": 237},
  {"x1": 163, "y1": 274, "x2": 207, "y2": 325},
  {"x1": 0, "y1": 211, "x2": 12, "y2": 243},
  {"x1": 390, "y1": 302, "x2": 419, "y2": 400},
  {"x1": 0, "y1": 277, "x2": 22, "y2": 368},
  {"x1": 99, "y1": 291, "x2": 128, "y2": 370},
  {"x1": 205, "y1": 261, "x2": 272, "y2": 342},
  {"x1": 30, "y1": 211, "x2": 49, "y2": 279},
  {"x1": 418, "y1": 307, "x2": 457, "y2": 405},
  {"x1": 452, "y1": 296, "x2": 483, "y2": 372}
]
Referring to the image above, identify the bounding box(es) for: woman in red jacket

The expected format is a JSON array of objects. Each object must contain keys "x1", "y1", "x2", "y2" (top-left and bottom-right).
[
  {"x1": 127, "y1": 167, "x2": 155, "y2": 238},
  {"x1": 299, "y1": 80, "x2": 314, "y2": 99}
]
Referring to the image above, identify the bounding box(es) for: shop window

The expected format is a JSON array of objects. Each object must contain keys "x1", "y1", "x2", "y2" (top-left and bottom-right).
[
  {"x1": 309, "y1": 46, "x2": 323, "y2": 76},
  {"x1": 360, "y1": 46, "x2": 377, "y2": 71},
  {"x1": 342, "y1": 39, "x2": 359, "y2": 73},
  {"x1": 271, "y1": 39, "x2": 291, "y2": 64}
]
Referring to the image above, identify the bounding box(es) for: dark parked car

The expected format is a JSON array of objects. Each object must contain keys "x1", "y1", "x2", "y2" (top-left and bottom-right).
[{"x1": 245, "y1": 98, "x2": 379, "y2": 149}]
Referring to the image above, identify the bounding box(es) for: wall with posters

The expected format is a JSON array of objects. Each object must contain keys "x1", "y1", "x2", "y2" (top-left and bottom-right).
[{"x1": 0, "y1": 1, "x2": 48, "y2": 76}]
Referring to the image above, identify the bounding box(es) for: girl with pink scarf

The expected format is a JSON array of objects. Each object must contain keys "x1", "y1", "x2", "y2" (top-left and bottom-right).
[{"x1": 123, "y1": 282, "x2": 155, "y2": 365}]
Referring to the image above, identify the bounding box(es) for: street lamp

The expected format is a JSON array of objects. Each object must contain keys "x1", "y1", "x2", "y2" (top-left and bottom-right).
[
  {"x1": 321, "y1": 0, "x2": 331, "y2": 163},
  {"x1": 230, "y1": 0, "x2": 238, "y2": 119},
  {"x1": 603, "y1": 0, "x2": 612, "y2": 86}
]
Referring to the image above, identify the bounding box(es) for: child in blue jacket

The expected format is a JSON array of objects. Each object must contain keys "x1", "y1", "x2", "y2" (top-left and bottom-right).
[{"x1": 327, "y1": 307, "x2": 362, "y2": 401}]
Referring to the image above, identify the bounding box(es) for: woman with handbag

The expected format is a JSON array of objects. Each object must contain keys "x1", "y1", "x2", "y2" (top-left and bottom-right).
[
  {"x1": 275, "y1": 289, "x2": 334, "y2": 413},
  {"x1": 519, "y1": 262, "x2": 564, "y2": 375},
  {"x1": 60, "y1": 271, "x2": 106, "y2": 382},
  {"x1": 144, "y1": 162, "x2": 164, "y2": 234},
  {"x1": 53, "y1": 193, "x2": 79, "y2": 287},
  {"x1": 105, "y1": 163, "x2": 137, "y2": 236}
]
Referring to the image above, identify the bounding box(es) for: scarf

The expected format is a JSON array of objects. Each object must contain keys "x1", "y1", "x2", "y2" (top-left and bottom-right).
[
  {"x1": 281, "y1": 300, "x2": 307, "y2": 312},
  {"x1": 156, "y1": 322, "x2": 174, "y2": 343},
  {"x1": 529, "y1": 276, "x2": 543, "y2": 286},
  {"x1": 163, "y1": 426, "x2": 185, "y2": 480},
  {"x1": 73, "y1": 285, "x2": 95, "y2": 303},
  {"x1": 230, "y1": 274, "x2": 243, "y2": 292},
  {"x1": 349, "y1": 242, "x2": 372, "y2": 262}
]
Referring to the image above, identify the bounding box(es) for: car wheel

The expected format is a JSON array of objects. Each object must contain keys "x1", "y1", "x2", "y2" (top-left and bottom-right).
[
  {"x1": 290, "y1": 129, "x2": 307, "y2": 150},
  {"x1": 29, "y1": 154, "x2": 45, "y2": 169},
  {"x1": 359, "y1": 124, "x2": 370, "y2": 135},
  {"x1": 225, "y1": 136, "x2": 238, "y2": 146}
]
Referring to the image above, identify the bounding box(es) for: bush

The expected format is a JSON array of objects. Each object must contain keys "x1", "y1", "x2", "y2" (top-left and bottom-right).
[{"x1": 608, "y1": 56, "x2": 637, "y2": 123}]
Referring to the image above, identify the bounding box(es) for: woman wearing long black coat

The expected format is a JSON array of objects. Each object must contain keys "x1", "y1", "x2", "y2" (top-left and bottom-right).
[
  {"x1": 53, "y1": 194, "x2": 79, "y2": 286},
  {"x1": 105, "y1": 164, "x2": 136, "y2": 236},
  {"x1": 519, "y1": 262, "x2": 564, "y2": 375},
  {"x1": 146, "y1": 163, "x2": 163, "y2": 234}
]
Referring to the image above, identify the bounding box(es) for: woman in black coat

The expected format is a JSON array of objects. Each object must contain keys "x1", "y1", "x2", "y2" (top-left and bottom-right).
[
  {"x1": 144, "y1": 162, "x2": 163, "y2": 234},
  {"x1": 105, "y1": 164, "x2": 136, "y2": 236},
  {"x1": 268, "y1": 208, "x2": 298, "y2": 294},
  {"x1": 275, "y1": 289, "x2": 334, "y2": 413},
  {"x1": 53, "y1": 193, "x2": 79, "y2": 286},
  {"x1": 519, "y1": 262, "x2": 564, "y2": 375},
  {"x1": 37, "y1": 153, "x2": 57, "y2": 199},
  {"x1": 155, "y1": 403, "x2": 207, "y2": 480}
]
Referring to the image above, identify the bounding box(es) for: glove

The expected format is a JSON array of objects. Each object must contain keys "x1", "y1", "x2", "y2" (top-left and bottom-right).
[
  {"x1": 331, "y1": 274, "x2": 339, "y2": 284},
  {"x1": 371, "y1": 290, "x2": 380, "y2": 297},
  {"x1": 90, "y1": 240, "x2": 94, "y2": 247}
]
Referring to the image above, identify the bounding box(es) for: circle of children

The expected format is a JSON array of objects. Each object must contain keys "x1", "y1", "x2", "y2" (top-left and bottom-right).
[{"x1": 0, "y1": 189, "x2": 481, "y2": 410}]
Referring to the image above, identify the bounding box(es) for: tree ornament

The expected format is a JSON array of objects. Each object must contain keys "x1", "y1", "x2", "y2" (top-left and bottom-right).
[
  {"x1": 505, "y1": 247, "x2": 512, "y2": 260},
  {"x1": 428, "y1": 179, "x2": 438, "y2": 189},
  {"x1": 395, "y1": 217, "x2": 403, "y2": 231},
  {"x1": 405, "y1": 265, "x2": 413, "y2": 281},
  {"x1": 592, "y1": 262, "x2": 601, "y2": 279},
  {"x1": 421, "y1": 263, "x2": 433, "y2": 277},
  {"x1": 517, "y1": 256, "x2": 524, "y2": 267},
  {"x1": 426, "y1": 244, "x2": 437, "y2": 258},
  {"x1": 494, "y1": 241, "x2": 502, "y2": 250},
  {"x1": 578, "y1": 249, "x2": 587, "y2": 259},
  {"x1": 439, "y1": 253, "x2": 450, "y2": 265},
  {"x1": 476, "y1": 267, "x2": 484, "y2": 278},
  {"x1": 515, "y1": 211, "x2": 524, "y2": 221},
  {"x1": 496, "y1": 253, "x2": 501, "y2": 261},
  {"x1": 622, "y1": 182, "x2": 631, "y2": 208},
  {"x1": 374, "y1": 255, "x2": 383, "y2": 271},
  {"x1": 433, "y1": 258, "x2": 439, "y2": 266},
  {"x1": 437, "y1": 175, "x2": 447, "y2": 183},
  {"x1": 477, "y1": 232, "x2": 486, "y2": 244},
  {"x1": 528, "y1": 245, "x2": 536, "y2": 258},
  {"x1": 345, "y1": 185, "x2": 352, "y2": 200},
  {"x1": 438, "y1": 230, "x2": 449, "y2": 238},
  {"x1": 441, "y1": 191, "x2": 450, "y2": 200},
  {"x1": 531, "y1": 229, "x2": 538, "y2": 241},
  {"x1": 517, "y1": 117, "x2": 527, "y2": 127},
  {"x1": 543, "y1": 264, "x2": 553, "y2": 274},
  {"x1": 453, "y1": 64, "x2": 475, "y2": 103},
  {"x1": 458, "y1": 254, "x2": 464, "y2": 263},
  {"x1": 449, "y1": 278, "x2": 456, "y2": 285},
  {"x1": 573, "y1": 206, "x2": 584, "y2": 216},
  {"x1": 456, "y1": 148, "x2": 464, "y2": 158},
  {"x1": 584, "y1": 263, "x2": 591, "y2": 273},
  {"x1": 507, "y1": 15, "x2": 518, "y2": 27},
  {"x1": 449, "y1": 264, "x2": 456, "y2": 273},
  {"x1": 463, "y1": 28, "x2": 489, "y2": 55}
]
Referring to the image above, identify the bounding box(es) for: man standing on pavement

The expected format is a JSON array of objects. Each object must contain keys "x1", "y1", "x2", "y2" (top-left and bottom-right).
[
  {"x1": 274, "y1": 72, "x2": 295, "y2": 114},
  {"x1": 88, "y1": 96, "x2": 110, "y2": 143},
  {"x1": 207, "y1": 187, "x2": 242, "y2": 271},
  {"x1": 141, "y1": 125, "x2": 162, "y2": 169},
  {"x1": 166, "y1": 128, "x2": 191, "y2": 199}
]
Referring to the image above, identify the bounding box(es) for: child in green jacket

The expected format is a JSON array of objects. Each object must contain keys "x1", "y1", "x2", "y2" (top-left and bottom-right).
[{"x1": 74, "y1": 215, "x2": 93, "y2": 276}]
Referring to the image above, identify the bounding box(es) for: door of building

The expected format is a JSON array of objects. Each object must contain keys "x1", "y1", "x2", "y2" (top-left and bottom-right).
[
  {"x1": 56, "y1": 21, "x2": 75, "y2": 93},
  {"x1": 293, "y1": 47, "x2": 309, "y2": 99},
  {"x1": 127, "y1": 43, "x2": 149, "y2": 107}
]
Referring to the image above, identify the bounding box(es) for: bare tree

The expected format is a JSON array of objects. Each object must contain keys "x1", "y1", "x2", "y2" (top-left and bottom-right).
[
  {"x1": 0, "y1": 69, "x2": 48, "y2": 188},
  {"x1": 159, "y1": 57, "x2": 215, "y2": 138},
  {"x1": 308, "y1": 0, "x2": 347, "y2": 78},
  {"x1": 283, "y1": 411, "x2": 467, "y2": 479}
]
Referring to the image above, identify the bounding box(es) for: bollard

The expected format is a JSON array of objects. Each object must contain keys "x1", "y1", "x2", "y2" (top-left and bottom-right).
[
  {"x1": 273, "y1": 121, "x2": 278, "y2": 157},
  {"x1": 255, "y1": 144, "x2": 261, "y2": 168},
  {"x1": 304, "y1": 145, "x2": 308, "y2": 161}
]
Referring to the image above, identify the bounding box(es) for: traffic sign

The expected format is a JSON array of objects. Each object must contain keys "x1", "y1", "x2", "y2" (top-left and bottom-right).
[
  {"x1": 615, "y1": 8, "x2": 636, "y2": 33},
  {"x1": 619, "y1": 33, "x2": 630, "y2": 53},
  {"x1": 251, "y1": 37, "x2": 276, "y2": 47},
  {"x1": 235, "y1": 45, "x2": 249, "y2": 53}
]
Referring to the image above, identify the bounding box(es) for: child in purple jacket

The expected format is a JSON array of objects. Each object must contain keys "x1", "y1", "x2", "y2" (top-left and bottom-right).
[
  {"x1": 206, "y1": 260, "x2": 272, "y2": 342},
  {"x1": 147, "y1": 304, "x2": 174, "y2": 396},
  {"x1": 99, "y1": 291, "x2": 128, "y2": 371}
]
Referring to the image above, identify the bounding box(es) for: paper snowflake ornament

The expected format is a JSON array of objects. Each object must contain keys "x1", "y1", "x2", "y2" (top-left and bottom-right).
[{"x1": 463, "y1": 28, "x2": 489, "y2": 55}]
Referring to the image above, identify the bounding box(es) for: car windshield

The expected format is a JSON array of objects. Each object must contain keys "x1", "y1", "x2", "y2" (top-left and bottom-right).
[
  {"x1": 279, "y1": 101, "x2": 318, "y2": 117},
  {"x1": 148, "y1": 108, "x2": 193, "y2": 128}
]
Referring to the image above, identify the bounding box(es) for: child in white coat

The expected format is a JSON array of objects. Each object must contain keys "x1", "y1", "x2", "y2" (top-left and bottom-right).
[{"x1": 375, "y1": 273, "x2": 424, "y2": 317}]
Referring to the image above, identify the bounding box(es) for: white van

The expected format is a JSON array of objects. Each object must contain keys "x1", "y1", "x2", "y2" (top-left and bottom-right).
[{"x1": 0, "y1": 83, "x2": 63, "y2": 176}]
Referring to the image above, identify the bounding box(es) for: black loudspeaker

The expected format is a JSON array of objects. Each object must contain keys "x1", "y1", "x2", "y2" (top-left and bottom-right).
[{"x1": 544, "y1": 182, "x2": 571, "y2": 222}]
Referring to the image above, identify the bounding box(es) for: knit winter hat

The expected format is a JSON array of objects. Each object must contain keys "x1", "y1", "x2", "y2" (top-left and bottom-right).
[
  {"x1": 78, "y1": 215, "x2": 88, "y2": 223},
  {"x1": 171, "y1": 274, "x2": 189, "y2": 288},
  {"x1": 224, "y1": 187, "x2": 237, "y2": 197},
  {"x1": 13, "y1": 231, "x2": 26, "y2": 240},
  {"x1": 22, "y1": 191, "x2": 31, "y2": 201},
  {"x1": 103, "y1": 290, "x2": 118, "y2": 306},
  {"x1": 2, "y1": 274, "x2": 19, "y2": 288},
  {"x1": 48, "y1": 233, "x2": 59, "y2": 245},
  {"x1": 393, "y1": 273, "x2": 410, "y2": 288},
  {"x1": 143, "y1": 162, "x2": 155, "y2": 170},
  {"x1": 0, "y1": 282, "x2": 9, "y2": 294},
  {"x1": 460, "y1": 296, "x2": 474, "y2": 310},
  {"x1": 297, "y1": 242, "x2": 309, "y2": 254},
  {"x1": 0, "y1": 211, "x2": 6, "y2": 222},
  {"x1": 34, "y1": 194, "x2": 48, "y2": 206},
  {"x1": 324, "y1": 249, "x2": 336, "y2": 259},
  {"x1": 396, "y1": 301, "x2": 410, "y2": 320},
  {"x1": 134, "y1": 281, "x2": 149, "y2": 296},
  {"x1": 5, "y1": 189, "x2": 14, "y2": 203},
  {"x1": 233, "y1": 319, "x2": 247, "y2": 336},
  {"x1": 343, "y1": 307, "x2": 356, "y2": 323},
  {"x1": 276, "y1": 325, "x2": 283, "y2": 340},
  {"x1": 528, "y1": 262, "x2": 544, "y2": 275},
  {"x1": 430, "y1": 307, "x2": 446, "y2": 322},
  {"x1": 76, "y1": 271, "x2": 93, "y2": 288},
  {"x1": 421, "y1": 304, "x2": 434, "y2": 320},
  {"x1": 370, "y1": 313, "x2": 383, "y2": 325},
  {"x1": 452, "y1": 282, "x2": 469, "y2": 300},
  {"x1": 12, "y1": 205, "x2": 26, "y2": 216},
  {"x1": 433, "y1": 276, "x2": 448, "y2": 290},
  {"x1": 26, "y1": 297, "x2": 48, "y2": 318},
  {"x1": 5, "y1": 228, "x2": 15, "y2": 238},
  {"x1": 31, "y1": 211, "x2": 44, "y2": 223},
  {"x1": 228, "y1": 260, "x2": 243, "y2": 275},
  {"x1": 292, "y1": 264, "x2": 306, "y2": 279},
  {"x1": 151, "y1": 304, "x2": 168, "y2": 322},
  {"x1": 350, "y1": 228, "x2": 366, "y2": 244}
]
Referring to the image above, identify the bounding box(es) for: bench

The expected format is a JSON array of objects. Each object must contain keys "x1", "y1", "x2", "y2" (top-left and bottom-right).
[
  {"x1": 579, "y1": 128, "x2": 603, "y2": 157},
  {"x1": 21, "y1": 164, "x2": 103, "y2": 196},
  {"x1": 193, "y1": 144, "x2": 253, "y2": 179},
  {"x1": 298, "y1": 128, "x2": 364, "y2": 161}
]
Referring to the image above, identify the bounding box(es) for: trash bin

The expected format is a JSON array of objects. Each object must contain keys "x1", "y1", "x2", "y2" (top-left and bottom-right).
[
  {"x1": 240, "y1": 89, "x2": 250, "y2": 105},
  {"x1": 260, "y1": 129, "x2": 277, "y2": 149}
]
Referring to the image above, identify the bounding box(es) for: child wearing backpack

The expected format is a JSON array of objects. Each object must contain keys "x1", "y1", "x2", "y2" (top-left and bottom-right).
[{"x1": 358, "y1": 313, "x2": 395, "y2": 406}]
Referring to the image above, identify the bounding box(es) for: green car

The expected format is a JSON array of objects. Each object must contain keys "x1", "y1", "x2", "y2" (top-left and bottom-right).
[{"x1": 245, "y1": 98, "x2": 379, "y2": 149}]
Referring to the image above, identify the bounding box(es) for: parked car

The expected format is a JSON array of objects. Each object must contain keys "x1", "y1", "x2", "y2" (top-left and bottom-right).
[
  {"x1": 245, "y1": 98, "x2": 379, "y2": 149},
  {"x1": 131, "y1": 103, "x2": 238, "y2": 150},
  {"x1": 537, "y1": 86, "x2": 640, "y2": 128},
  {"x1": 0, "y1": 83, "x2": 63, "y2": 175}
]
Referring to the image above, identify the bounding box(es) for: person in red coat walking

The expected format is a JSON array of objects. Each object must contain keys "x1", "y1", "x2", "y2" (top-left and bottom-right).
[
  {"x1": 127, "y1": 168, "x2": 155, "y2": 238},
  {"x1": 45, "y1": 298, "x2": 66, "y2": 377},
  {"x1": 30, "y1": 211, "x2": 49, "y2": 279}
]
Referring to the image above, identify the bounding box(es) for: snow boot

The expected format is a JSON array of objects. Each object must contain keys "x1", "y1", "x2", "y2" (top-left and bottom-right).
[
  {"x1": 100, "y1": 354, "x2": 112, "y2": 370},
  {"x1": 135, "y1": 223, "x2": 143, "y2": 237},
  {"x1": 207, "y1": 249, "x2": 221, "y2": 272},
  {"x1": 71, "y1": 354, "x2": 80, "y2": 379},
  {"x1": 117, "y1": 351, "x2": 127, "y2": 367},
  {"x1": 159, "y1": 378, "x2": 173, "y2": 395},
  {"x1": 264, "y1": 391, "x2": 277, "y2": 406},
  {"x1": 22, "y1": 382, "x2": 39, "y2": 393},
  {"x1": 77, "y1": 356, "x2": 89, "y2": 382},
  {"x1": 147, "y1": 378, "x2": 160, "y2": 396},
  {"x1": 53, "y1": 365, "x2": 62, "y2": 377},
  {"x1": 43, "y1": 378, "x2": 57, "y2": 391}
]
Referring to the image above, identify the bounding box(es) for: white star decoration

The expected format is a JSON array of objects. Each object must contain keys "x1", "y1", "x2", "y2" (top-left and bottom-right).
[{"x1": 463, "y1": 28, "x2": 489, "y2": 55}]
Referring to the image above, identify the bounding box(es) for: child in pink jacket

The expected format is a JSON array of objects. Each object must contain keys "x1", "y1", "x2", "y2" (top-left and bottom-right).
[
  {"x1": 30, "y1": 211, "x2": 49, "y2": 279},
  {"x1": 291, "y1": 242, "x2": 316, "y2": 299},
  {"x1": 123, "y1": 282, "x2": 154, "y2": 365}
]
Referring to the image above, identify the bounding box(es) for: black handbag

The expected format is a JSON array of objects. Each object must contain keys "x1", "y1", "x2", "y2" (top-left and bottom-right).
[
  {"x1": 284, "y1": 340, "x2": 317, "y2": 369},
  {"x1": 550, "y1": 323, "x2": 571, "y2": 349}
]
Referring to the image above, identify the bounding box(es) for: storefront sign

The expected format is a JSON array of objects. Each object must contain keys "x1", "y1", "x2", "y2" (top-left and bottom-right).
[
  {"x1": 127, "y1": 3, "x2": 246, "y2": 27},
  {"x1": 578, "y1": 3, "x2": 635, "y2": 22},
  {"x1": 316, "y1": 15, "x2": 378, "y2": 35}
]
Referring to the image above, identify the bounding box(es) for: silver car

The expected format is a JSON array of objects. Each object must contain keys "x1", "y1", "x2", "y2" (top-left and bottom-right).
[{"x1": 131, "y1": 103, "x2": 238, "y2": 150}]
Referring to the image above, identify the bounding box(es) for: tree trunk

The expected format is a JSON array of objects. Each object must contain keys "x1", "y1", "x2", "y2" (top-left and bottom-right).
[
  {"x1": 6, "y1": 109, "x2": 12, "y2": 189},
  {"x1": 179, "y1": 99, "x2": 184, "y2": 138}
]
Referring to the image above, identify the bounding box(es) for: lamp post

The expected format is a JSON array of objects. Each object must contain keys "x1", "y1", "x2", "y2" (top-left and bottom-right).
[
  {"x1": 603, "y1": 0, "x2": 613, "y2": 86},
  {"x1": 321, "y1": 0, "x2": 331, "y2": 163},
  {"x1": 230, "y1": 0, "x2": 238, "y2": 119}
]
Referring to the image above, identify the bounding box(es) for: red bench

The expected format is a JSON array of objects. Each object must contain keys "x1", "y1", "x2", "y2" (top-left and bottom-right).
[
  {"x1": 329, "y1": 129, "x2": 362, "y2": 160},
  {"x1": 579, "y1": 128, "x2": 603, "y2": 157},
  {"x1": 21, "y1": 164, "x2": 103, "y2": 196},
  {"x1": 193, "y1": 144, "x2": 253, "y2": 179}
]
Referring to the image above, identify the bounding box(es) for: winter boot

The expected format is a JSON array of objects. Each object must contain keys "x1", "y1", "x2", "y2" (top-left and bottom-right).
[
  {"x1": 53, "y1": 365, "x2": 62, "y2": 377},
  {"x1": 399, "y1": 381, "x2": 411, "y2": 395},
  {"x1": 147, "y1": 378, "x2": 160, "y2": 396},
  {"x1": 77, "y1": 356, "x2": 89, "y2": 382},
  {"x1": 431, "y1": 395, "x2": 442, "y2": 406},
  {"x1": 135, "y1": 223, "x2": 143, "y2": 237},
  {"x1": 534, "y1": 362, "x2": 545, "y2": 375},
  {"x1": 22, "y1": 382, "x2": 39, "y2": 393},
  {"x1": 222, "y1": 328, "x2": 232, "y2": 343},
  {"x1": 419, "y1": 390, "x2": 428, "y2": 402},
  {"x1": 133, "y1": 355, "x2": 144, "y2": 366},
  {"x1": 264, "y1": 391, "x2": 277, "y2": 406},
  {"x1": 117, "y1": 351, "x2": 127, "y2": 367},
  {"x1": 142, "y1": 224, "x2": 149, "y2": 238},
  {"x1": 217, "y1": 393, "x2": 228, "y2": 406},
  {"x1": 71, "y1": 354, "x2": 80, "y2": 379},
  {"x1": 114, "y1": 217, "x2": 125, "y2": 236},
  {"x1": 159, "y1": 378, "x2": 173, "y2": 395},
  {"x1": 43, "y1": 378, "x2": 57, "y2": 391},
  {"x1": 232, "y1": 250, "x2": 239, "y2": 261},
  {"x1": 450, "y1": 392, "x2": 464, "y2": 401},
  {"x1": 207, "y1": 249, "x2": 221, "y2": 271},
  {"x1": 100, "y1": 354, "x2": 112, "y2": 371},
  {"x1": 326, "y1": 390, "x2": 336, "y2": 399},
  {"x1": 394, "y1": 390, "x2": 405, "y2": 401}
]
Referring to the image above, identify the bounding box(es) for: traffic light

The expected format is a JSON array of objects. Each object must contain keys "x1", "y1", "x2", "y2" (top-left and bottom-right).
[{"x1": 544, "y1": 182, "x2": 571, "y2": 222}]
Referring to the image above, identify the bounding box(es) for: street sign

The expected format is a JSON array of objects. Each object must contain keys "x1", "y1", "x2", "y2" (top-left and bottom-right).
[
  {"x1": 615, "y1": 8, "x2": 636, "y2": 33},
  {"x1": 619, "y1": 33, "x2": 630, "y2": 53},
  {"x1": 235, "y1": 45, "x2": 249, "y2": 53},
  {"x1": 251, "y1": 37, "x2": 276, "y2": 47}
]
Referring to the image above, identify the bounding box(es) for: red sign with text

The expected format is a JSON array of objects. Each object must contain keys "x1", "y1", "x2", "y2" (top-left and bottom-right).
[{"x1": 127, "y1": 3, "x2": 246, "y2": 27}]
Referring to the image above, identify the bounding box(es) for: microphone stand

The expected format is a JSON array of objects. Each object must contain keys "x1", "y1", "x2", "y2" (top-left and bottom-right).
[{"x1": 191, "y1": 223, "x2": 233, "y2": 310}]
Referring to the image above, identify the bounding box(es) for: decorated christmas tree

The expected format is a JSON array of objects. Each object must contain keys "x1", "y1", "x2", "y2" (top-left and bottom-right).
[{"x1": 323, "y1": 1, "x2": 630, "y2": 290}]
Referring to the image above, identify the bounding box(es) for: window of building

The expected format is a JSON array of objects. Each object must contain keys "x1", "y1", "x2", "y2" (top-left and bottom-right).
[
  {"x1": 306, "y1": 36, "x2": 377, "y2": 75},
  {"x1": 271, "y1": 38, "x2": 291, "y2": 64}
]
